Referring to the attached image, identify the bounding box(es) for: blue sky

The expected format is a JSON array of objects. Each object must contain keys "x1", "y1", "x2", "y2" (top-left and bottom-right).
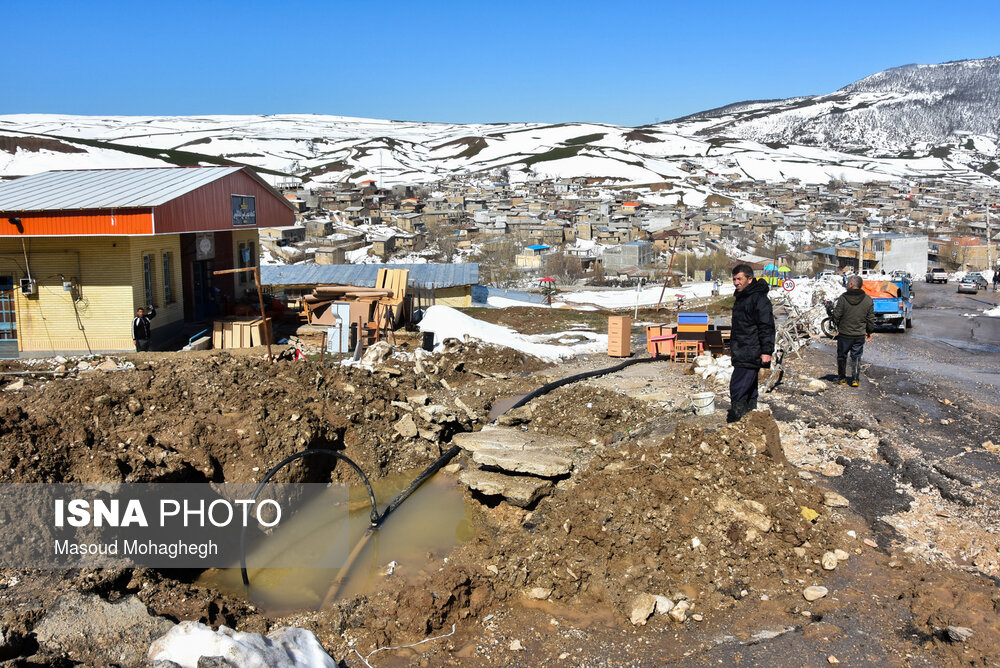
[{"x1": 3, "y1": 0, "x2": 998, "y2": 125}]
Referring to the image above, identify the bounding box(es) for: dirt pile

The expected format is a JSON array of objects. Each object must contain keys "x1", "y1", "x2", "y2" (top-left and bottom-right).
[
  {"x1": 470, "y1": 411, "x2": 864, "y2": 623},
  {"x1": 0, "y1": 343, "x2": 553, "y2": 487}
]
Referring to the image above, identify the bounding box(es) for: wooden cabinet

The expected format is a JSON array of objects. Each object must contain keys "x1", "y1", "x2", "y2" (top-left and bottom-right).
[{"x1": 607, "y1": 316, "x2": 632, "y2": 357}]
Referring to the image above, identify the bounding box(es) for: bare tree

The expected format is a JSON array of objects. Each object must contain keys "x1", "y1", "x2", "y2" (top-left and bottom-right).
[{"x1": 472, "y1": 239, "x2": 521, "y2": 288}]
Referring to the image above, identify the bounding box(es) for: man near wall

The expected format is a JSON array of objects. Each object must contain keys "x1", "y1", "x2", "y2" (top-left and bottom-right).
[
  {"x1": 131, "y1": 306, "x2": 156, "y2": 352},
  {"x1": 832, "y1": 275, "x2": 875, "y2": 386},
  {"x1": 728, "y1": 263, "x2": 775, "y2": 423}
]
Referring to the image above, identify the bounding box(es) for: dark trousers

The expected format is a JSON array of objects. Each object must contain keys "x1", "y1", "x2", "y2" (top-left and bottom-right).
[
  {"x1": 135, "y1": 339, "x2": 150, "y2": 352},
  {"x1": 837, "y1": 336, "x2": 864, "y2": 378},
  {"x1": 836, "y1": 336, "x2": 864, "y2": 364},
  {"x1": 729, "y1": 367, "x2": 759, "y2": 410}
]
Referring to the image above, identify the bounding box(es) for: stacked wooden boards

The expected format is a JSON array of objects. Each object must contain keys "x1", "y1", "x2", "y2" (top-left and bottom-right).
[
  {"x1": 302, "y1": 269, "x2": 410, "y2": 333},
  {"x1": 212, "y1": 317, "x2": 273, "y2": 349}
]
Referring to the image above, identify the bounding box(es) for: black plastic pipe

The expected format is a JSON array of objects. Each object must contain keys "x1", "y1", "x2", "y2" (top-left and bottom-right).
[{"x1": 239, "y1": 448, "x2": 378, "y2": 587}]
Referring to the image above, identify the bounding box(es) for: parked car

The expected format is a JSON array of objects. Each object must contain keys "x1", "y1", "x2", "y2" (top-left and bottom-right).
[
  {"x1": 957, "y1": 279, "x2": 980, "y2": 294},
  {"x1": 964, "y1": 272, "x2": 988, "y2": 289},
  {"x1": 925, "y1": 269, "x2": 949, "y2": 283}
]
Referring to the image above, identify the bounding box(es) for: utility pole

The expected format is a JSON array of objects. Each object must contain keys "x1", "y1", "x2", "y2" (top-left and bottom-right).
[
  {"x1": 858, "y1": 223, "x2": 864, "y2": 274},
  {"x1": 988, "y1": 203, "x2": 993, "y2": 272}
]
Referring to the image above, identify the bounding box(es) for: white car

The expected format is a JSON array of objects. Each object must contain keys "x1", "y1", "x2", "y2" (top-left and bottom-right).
[{"x1": 957, "y1": 279, "x2": 980, "y2": 294}]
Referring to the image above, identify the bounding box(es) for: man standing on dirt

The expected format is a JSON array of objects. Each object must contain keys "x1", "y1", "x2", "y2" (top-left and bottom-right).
[
  {"x1": 832, "y1": 275, "x2": 874, "y2": 387},
  {"x1": 728, "y1": 263, "x2": 775, "y2": 423},
  {"x1": 131, "y1": 306, "x2": 156, "y2": 352}
]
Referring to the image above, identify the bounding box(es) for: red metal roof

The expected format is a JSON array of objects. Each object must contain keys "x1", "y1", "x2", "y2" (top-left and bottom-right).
[{"x1": 0, "y1": 167, "x2": 294, "y2": 237}]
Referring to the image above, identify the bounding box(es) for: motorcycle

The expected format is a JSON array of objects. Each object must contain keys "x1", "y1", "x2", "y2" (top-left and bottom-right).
[{"x1": 820, "y1": 299, "x2": 837, "y2": 338}]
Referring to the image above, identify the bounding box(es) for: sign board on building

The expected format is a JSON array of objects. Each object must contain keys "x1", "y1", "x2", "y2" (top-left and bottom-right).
[
  {"x1": 195, "y1": 233, "x2": 215, "y2": 260},
  {"x1": 232, "y1": 195, "x2": 257, "y2": 227}
]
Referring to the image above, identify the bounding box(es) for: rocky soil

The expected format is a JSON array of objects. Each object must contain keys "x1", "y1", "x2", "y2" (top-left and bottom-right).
[{"x1": 0, "y1": 321, "x2": 998, "y2": 666}]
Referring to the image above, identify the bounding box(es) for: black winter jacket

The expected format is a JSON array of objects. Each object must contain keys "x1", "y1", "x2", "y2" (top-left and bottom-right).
[
  {"x1": 730, "y1": 278, "x2": 775, "y2": 369},
  {"x1": 832, "y1": 289, "x2": 875, "y2": 338},
  {"x1": 131, "y1": 309, "x2": 156, "y2": 340}
]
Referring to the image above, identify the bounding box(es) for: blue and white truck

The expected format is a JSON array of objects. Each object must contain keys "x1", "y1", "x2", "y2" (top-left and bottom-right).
[{"x1": 868, "y1": 276, "x2": 913, "y2": 330}]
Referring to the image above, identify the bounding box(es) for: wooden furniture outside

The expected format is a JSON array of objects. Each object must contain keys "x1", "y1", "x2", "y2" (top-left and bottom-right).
[
  {"x1": 673, "y1": 339, "x2": 702, "y2": 363},
  {"x1": 647, "y1": 334, "x2": 675, "y2": 356},
  {"x1": 608, "y1": 316, "x2": 632, "y2": 357},
  {"x1": 705, "y1": 330, "x2": 725, "y2": 356}
]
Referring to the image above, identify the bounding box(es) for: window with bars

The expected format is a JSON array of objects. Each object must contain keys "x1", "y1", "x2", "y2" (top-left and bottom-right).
[
  {"x1": 162, "y1": 252, "x2": 174, "y2": 304},
  {"x1": 142, "y1": 254, "x2": 154, "y2": 307}
]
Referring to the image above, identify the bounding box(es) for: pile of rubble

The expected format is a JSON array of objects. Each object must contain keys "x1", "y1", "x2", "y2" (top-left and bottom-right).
[
  {"x1": 690, "y1": 353, "x2": 733, "y2": 388},
  {"x1": 452, "y1": 426, "x2": 581, "y2": 507},
  {"x1": 464, "y1": 411, "x2": 870, "y2": 627},
  {"x1": 2, "y1": 355, "x2": 136, "y2": 392}
]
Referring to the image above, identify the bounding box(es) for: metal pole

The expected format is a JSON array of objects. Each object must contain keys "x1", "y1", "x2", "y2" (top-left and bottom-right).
[
  {"x1": 987, "y1": 204, "x2": 993, "y2": 272},
  {"x1": 858, "y1": 224, "x2": 864, "y2": 274}
]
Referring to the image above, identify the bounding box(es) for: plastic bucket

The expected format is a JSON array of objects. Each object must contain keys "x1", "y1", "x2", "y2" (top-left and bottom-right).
[{"x1": 691, "y1": 391, "x2": 716, "y2": 415}]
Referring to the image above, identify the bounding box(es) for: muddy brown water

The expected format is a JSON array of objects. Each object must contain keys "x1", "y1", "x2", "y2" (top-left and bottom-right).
[{"x1": 198, "y1": 471, "x2": 474, "y2": 615}]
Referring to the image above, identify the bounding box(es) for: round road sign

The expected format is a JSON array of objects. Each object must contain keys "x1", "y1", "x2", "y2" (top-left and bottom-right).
[{"x1": 782, "y1": 279, "x2": 795, "y2": 291}]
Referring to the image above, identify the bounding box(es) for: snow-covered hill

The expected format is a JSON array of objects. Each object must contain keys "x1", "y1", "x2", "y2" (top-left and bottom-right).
[
  {"x1": 0, "y1": 57, "x2": 997, "y2": 193},
  {"x1": 675, "y1": 56, "x2": 1000, "y2": 156}
]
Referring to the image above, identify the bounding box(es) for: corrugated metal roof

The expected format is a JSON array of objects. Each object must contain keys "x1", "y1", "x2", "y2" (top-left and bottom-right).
[
  {"x1": 261, "y1": 263, "x2": 479, "y2": 288},
  {"x1": 0, "y1": 167, "x2": 243, "y2": 211}
]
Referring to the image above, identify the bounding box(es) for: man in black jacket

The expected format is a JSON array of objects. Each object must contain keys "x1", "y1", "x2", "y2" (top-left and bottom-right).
[
  {"x1": 832, "y1": 275, "x2": 875, "y2": 386},
  {"x1": 131, "y1": 306, "x2": 156, "y2": 352},
  {"x1": 728, "y1": 264, "x2": 775, "y2": 423}
]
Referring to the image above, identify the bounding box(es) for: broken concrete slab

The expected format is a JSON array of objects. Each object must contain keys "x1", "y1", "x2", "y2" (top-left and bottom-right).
[
  {"x1": 459, "y1": 470, "x2": 552, "y2": 507},
  {"x1": 394, "y1": 414, "x2": 418, "y2": 439},
  {"x1": 33, "y1": 591, "x2": 173, "y2": 667},
  {"x1": 452, "y1": 425, "x2": 582, "y2": 455},
  {"x1": 472, "y1": 447, "x2": 573, "y2": 478}
]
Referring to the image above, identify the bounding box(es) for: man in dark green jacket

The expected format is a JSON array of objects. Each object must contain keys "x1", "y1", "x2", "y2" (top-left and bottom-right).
[{"x1": 832, "y1": 275, "x2": 875, "y2": 386}]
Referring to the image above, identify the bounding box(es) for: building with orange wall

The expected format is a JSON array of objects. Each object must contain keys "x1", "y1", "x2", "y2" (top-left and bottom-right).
[{"x1": 0, "y1": 166, "x2": 295, "y2": 357}]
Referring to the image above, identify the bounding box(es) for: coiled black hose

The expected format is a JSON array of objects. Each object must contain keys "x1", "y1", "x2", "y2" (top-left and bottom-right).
[{"x1": 239, "y1": 448, "x2": 378, "y2": 587}]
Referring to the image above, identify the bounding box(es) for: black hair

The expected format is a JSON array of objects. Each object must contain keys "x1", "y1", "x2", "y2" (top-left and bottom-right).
[{"x1": 731, "y1": 263, "x2": 754, "y2": 279}]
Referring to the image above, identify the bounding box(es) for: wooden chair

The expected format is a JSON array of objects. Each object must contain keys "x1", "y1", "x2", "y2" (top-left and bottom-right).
[
  {"x1": 673, "y1": 340, "x2": 701, "y2": 363},
  {"x1": 705, "y1": 330, "x2": 725, "y2": 357}
]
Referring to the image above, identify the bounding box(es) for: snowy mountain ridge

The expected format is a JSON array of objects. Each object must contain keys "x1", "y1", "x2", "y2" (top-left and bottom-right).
[
  {"x1": 0, "y1": 57, "x2": 998, "y2": 199},
  {"x1": 676, "y1": 56, "x2": 1000, "y2": 153}
]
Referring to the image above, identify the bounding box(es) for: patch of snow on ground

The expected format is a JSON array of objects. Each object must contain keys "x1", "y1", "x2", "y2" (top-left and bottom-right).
[
  {"x1": 561, "y1": 281, "x2": 735, "y2": 309},
  {"x1": 486, "y1": 296, "x2": 542, "y2": 308},
  {"x1": 778, "y1": 277, "x2": 845, "y2": 311},
  {"x1": 418, "y1": 305, "x2": 606, "y2": 361},
  {"x1": 147, "y1": 621, "x2": 336, "y2": 667},
  {"x1": 346, "y1": 245, "x2": 373, "y2": 262}
]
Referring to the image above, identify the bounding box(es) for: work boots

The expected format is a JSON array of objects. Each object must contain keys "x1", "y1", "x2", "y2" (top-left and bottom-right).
[
  {"x1": 837, "y1": 360, "x2": 847, "y2": 385},
  {"x1": 849, "y1": 356, "x2": 861, "y2": 387},
  {"x1": 727, "y1": 400, "x2": 750, "y2": 423}
]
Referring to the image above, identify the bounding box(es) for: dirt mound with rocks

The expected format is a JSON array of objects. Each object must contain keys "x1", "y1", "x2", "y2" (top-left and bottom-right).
[
  {"x1": 467, "y1": 411, "x2": 862, "y2": 623},
  {"x1": 0, "y1": 343, "x2": 553, "y2": 487}
]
